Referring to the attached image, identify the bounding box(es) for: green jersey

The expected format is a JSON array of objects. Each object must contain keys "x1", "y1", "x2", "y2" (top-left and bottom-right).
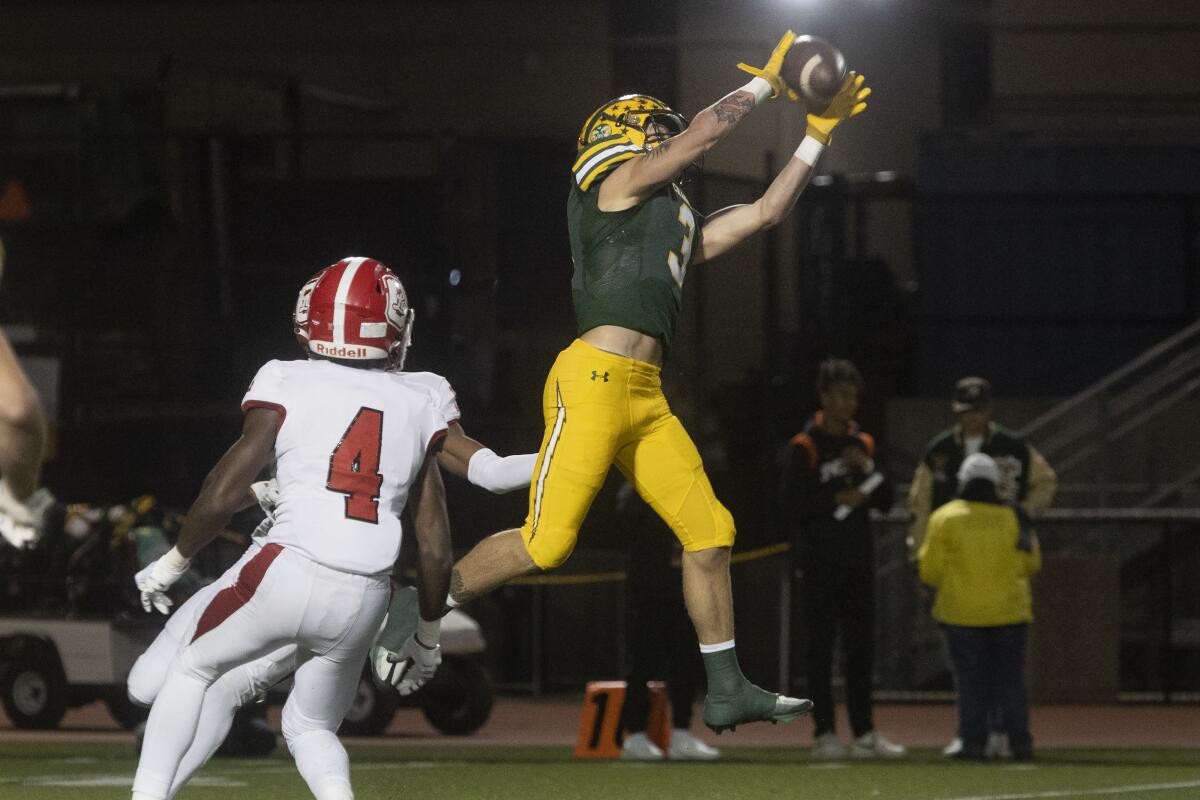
[{"x1": 567, "y1": 140, "x2": 699, "y2": 353}]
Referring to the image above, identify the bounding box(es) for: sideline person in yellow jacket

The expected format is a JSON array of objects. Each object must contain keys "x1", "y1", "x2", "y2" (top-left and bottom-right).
[{"x1": 918, "y1": 453, "x2": 1040, "y2": 761}]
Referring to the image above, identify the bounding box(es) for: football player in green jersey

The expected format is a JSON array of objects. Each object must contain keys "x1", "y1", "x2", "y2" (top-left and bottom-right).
[{"x1": 377, "y1": 31, "x2": 870, "y2": 733}]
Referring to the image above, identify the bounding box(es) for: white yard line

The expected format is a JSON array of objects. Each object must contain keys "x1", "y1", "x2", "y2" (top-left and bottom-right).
[
  {"x1": 938, "y1": 780, "x2": 1200, "y2": 800},
  {"x1": 212, "y1": 760, "x2": 469, "y2": 776}
]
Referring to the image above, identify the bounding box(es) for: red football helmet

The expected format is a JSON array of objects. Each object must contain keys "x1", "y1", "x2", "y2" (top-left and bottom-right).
[{"x1": 293, "y1": 257, "x2": 415, "y2": 370}]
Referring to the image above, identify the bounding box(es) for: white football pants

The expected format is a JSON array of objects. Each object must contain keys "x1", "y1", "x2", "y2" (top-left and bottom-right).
[
  {"x1": 128, "y1": 542, "x2": 299, "y2": 798},
  {"x1": 131, "y1": 544, "x2": 389, "y2": 800}
]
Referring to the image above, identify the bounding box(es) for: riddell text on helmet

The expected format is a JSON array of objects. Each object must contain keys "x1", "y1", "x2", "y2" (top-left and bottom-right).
[{"x1": 313, "y1": 342, "x2": 370, "y2": 359}]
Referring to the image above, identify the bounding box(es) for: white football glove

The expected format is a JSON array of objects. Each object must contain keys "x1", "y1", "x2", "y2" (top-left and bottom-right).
[
  {"x1": 134, "y1": 546, "x2": 191, "y2": 614},
  {"x1": 372, "y1": 633, "x2": 441, "y2": 696},
  {"x1": 250, "y1": 479, "x2": 279, "y2": 516},
  {"x1": 0, "y1": 482, "x2": 54, "y2": 550},
  {"x1": 249, "y1": 479, "x2": 280, "y2": 539}
]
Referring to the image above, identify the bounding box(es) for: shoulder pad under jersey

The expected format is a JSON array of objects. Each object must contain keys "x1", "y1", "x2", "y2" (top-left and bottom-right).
[{"x1": 395, "y1": 371, "x2": 461, "y2": 425}]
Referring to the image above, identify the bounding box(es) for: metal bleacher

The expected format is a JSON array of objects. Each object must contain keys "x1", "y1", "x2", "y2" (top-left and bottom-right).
[{"x1": 1016, "y1": 318, "x2": 1200, "y2": 508}]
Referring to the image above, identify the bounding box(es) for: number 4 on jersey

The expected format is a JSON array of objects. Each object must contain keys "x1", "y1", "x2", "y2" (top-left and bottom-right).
[{"x1": 327, "y1": 407, "x2": 384, "y2": 524}]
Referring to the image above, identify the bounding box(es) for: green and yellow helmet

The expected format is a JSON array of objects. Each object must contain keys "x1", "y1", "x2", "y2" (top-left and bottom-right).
[
  {"x1": 573, "y1": 94, "x2": 691, "y2": 190},
  {"x1": 576, "y1": 94, "x2": 685, "y2": 152}
]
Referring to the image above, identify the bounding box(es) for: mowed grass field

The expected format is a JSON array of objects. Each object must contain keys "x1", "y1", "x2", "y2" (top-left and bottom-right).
[{"x1": 1, "y1": 742, "x2": 1199, "y2": 800}]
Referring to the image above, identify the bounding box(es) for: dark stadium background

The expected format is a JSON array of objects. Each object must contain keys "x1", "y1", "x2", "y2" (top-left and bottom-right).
[{"x1": 1, "y1": 0, "x2": 1198, "y2": 695}]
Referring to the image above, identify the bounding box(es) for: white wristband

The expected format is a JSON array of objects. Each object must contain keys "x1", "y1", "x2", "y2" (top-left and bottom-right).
[
  {"x1": 161, "y1": 546, "x2": 191, "y2": 574},
  {"x1": 794, "y1": 135, "x2": 826, "y2": 167},
  {"x1": 740, "y1": 76, "x2": 774, "y2": 106},
  {"x1": 416, "y1": 616, "x2": 441, "y2": 647}
]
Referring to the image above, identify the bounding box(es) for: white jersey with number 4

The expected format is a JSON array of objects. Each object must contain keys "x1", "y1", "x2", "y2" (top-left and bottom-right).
[{"x1": 242, "y1": 359, "x2": 449, "y2": 576}]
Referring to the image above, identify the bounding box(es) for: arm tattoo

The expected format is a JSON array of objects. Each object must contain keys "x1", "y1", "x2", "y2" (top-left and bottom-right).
[
  {"x1": 449, "y1": 568, "x2": 477, "y2": 605},
  {"x1": 646, "y1": 139, "x2": 672, "y2": 159},
  {"x1": 711, "y1": 92, "x2": 754, "y2": 126}
]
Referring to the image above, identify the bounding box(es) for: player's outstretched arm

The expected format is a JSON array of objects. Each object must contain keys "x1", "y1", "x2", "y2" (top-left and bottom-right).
[
  {"x1": 436, "y1": 422, "x2": 536, "y2": 494},
  {"x1": 693, "y1": 72, "x2": 869, "y2": 265},
  {"x1": 134, "y1": 408, "x2": 277, "y2": 614},
  {"x1": 598, "y1": 31, "x2": 797, "y2": 212}
]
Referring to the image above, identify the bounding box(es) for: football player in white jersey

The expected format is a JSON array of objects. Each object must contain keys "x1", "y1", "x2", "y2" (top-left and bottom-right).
[
  {"x1": 126, "y1": 374, "x2": 534, "y2": 797},
  {"x1": 130, "y1": 258, "x2": 476, "y2": 800}
]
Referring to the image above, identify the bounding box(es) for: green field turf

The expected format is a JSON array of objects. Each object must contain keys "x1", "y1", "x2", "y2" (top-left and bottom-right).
[{"x1": 1, "y1": 742, "x2": 1198, "y2": 799}]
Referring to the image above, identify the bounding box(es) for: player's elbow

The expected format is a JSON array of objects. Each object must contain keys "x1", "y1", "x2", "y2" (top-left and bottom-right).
[
  {"x1": 756, "y1": 200, "x2": 788, "y2": 232},
  {"x1": 760, "y1": 207, "x2": 787, "y2": 230},
  {"x1": 193, "y1": 471, "x2": 248, "y2": 522},
  {"x1": 0, "y1": 384, "x2": 44, "y2": 433}
]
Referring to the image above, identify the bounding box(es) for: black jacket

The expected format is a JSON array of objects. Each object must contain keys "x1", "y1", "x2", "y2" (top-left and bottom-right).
[{"x1": 780, "y1": 413, "x2": 894, "y2": 567}]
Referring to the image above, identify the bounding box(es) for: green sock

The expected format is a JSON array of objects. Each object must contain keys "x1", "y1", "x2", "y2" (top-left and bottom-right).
[
  {"x1": 701, "y1": 646, "x2": 747, "y2": 697},
  {"x1": 375, "y1": 586, "x2": 418, "y2": 652}
]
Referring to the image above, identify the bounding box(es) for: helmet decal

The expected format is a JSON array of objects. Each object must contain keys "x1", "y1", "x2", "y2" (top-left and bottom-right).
[{"x1": 589, "y1": 123, "x2": 613, "y2": 142}]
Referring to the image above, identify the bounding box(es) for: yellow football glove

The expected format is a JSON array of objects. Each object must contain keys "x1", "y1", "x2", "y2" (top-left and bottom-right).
[
  {"x1": 736, "y1": 30, "x2": 800, "y2": 102},
  {"x1": 805, "y1": 71, "x2": 871, "y2": 145}
]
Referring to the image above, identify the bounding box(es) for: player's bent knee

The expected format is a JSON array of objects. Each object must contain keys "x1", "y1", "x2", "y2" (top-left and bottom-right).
[
  {"x1": 282, "y1": 701, "x2": 337, "y2": 751},
  {"x1": 711, "y1": 508, "x2": 736, "y2": 549},
  {"x1": 523, "y1": 527, "x2": 578, "y2": 570},
  {"x1": 679, "y1": 506, "x2": 736, "y2": 552},
  {"x1": 126, "y1": 656, "x2": 162, "y2": 708}
]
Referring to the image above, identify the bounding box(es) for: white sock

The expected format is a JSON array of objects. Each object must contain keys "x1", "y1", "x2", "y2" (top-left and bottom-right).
[
  {"x1": 698, "y1": 639, "x2": 736, "y2": 654},
  {"x1": 167, "y1": 672, "x2": 244, "y2": 797},
  {"x1": 446, "y1": 596, "x2": 460, "y2": 609},
  {"x1": 291, "y1": 729, "x2": 354, "y2": 800},
  {"x1": 132, "y1": 671, "x2": 208, "y2": 799}
]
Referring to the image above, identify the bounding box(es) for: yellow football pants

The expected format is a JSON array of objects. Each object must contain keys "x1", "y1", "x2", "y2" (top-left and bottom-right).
[{"x1": 520, "y1": 339, "x2": 735, "y2": 569}]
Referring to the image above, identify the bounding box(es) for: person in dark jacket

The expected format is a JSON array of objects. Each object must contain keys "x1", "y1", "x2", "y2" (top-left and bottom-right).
[{"x1": 781, "y1": 358, "x2": 904, "y2": 759}]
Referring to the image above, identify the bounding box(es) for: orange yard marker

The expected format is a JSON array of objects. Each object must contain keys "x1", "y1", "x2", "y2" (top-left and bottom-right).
[{"x1": 575, "y1": 680, "x2": 671, "y2": 759}]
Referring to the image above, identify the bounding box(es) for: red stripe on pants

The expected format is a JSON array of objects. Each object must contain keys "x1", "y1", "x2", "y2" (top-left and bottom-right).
[{"x1": 191, "y1": 543, "x2": 284, "y2": 643}]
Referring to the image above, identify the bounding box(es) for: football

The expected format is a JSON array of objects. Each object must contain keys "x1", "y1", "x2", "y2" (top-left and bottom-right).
[{"x1": 781, "y1": 35, "x2": 846, "y2": 111}]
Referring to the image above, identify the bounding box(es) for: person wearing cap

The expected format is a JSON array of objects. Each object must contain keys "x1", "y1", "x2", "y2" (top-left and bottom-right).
[
  {"x1": 907, "y1": 377, "x2": 1054, "y2": 757},
  {"x1": 780, "y1": 358, "x2": 903, "y2": 759},
  {"x1": 907, "y1": 377, "x2": 1056, "y2": 558},
  {"x1": 917, "y1": 453, "x2": 1040, "y2": 761}
]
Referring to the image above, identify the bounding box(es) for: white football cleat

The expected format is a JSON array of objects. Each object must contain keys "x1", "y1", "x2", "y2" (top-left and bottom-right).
[
  {"x1": 943, "y1": 737, "x2": 963, "y2": 757},
  {"x1": 811, "y1": 731, "x2": 848, "y2": 760},
  {"x1": 851, "y1": 730, "x2": 907, "y2": 758},
  {"x1": 667, "y1": 729, "x2": 720, "y2": 761},
  {"x1": 621, "y1": 732, "x2": 665, "y2": 761},
  {"x1": 986, "y1": 732, "x2": 1012, "y2": 759}
]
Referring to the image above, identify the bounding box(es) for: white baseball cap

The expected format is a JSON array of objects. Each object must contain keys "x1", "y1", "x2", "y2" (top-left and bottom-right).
[{"x1": 957, "y1": 452, "x2": 1000, "y2": 487}]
